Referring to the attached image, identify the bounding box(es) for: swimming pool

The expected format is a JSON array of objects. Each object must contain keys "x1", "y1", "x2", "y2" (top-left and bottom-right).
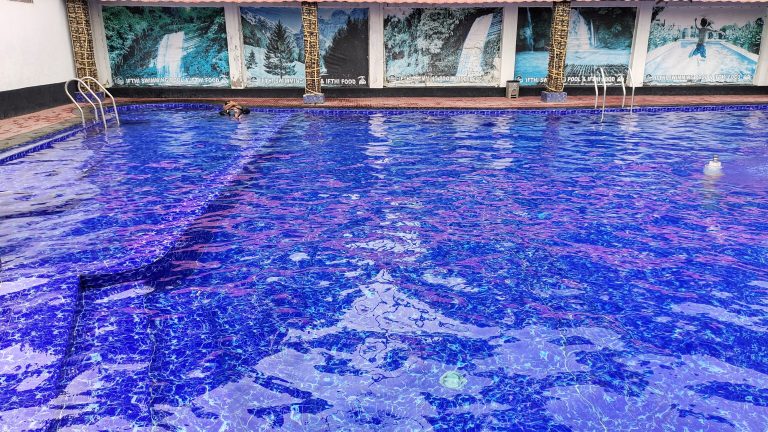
[{"x1": 1, "y1": 104, "x2": 768, "y2": 431}]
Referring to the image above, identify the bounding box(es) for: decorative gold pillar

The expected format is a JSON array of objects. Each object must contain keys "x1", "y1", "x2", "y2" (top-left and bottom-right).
[
  {"x1": 301, "y1": 2, "x2": 324, "y2": 104},
  {"x1": 65, "y1": 0, "x2": 98, "y2": 80},
  {"x1": 542, "y1": 1, "x2": 570, "y2": 102}
]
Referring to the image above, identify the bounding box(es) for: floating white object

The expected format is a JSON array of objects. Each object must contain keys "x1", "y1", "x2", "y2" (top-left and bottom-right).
[
  {"x1": 439, "y1": 371, "x2": 467, "y2": 390},
  {"x1": 703, "y1": 155, "x2": 723, "y2": 177}
]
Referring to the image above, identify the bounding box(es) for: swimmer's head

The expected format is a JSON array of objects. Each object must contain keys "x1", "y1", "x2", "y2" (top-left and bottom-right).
[{"x1": 701, "y1": 18, "x2": 710, "y2": 27}]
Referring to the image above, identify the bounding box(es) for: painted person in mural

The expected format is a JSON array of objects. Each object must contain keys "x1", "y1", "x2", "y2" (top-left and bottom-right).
[
  {"x1": 689, "y1": 17, "x2": 725, "y2": 60},
  {"x1": 644, "y1": 7, "x2": 764, "y2": 85}
]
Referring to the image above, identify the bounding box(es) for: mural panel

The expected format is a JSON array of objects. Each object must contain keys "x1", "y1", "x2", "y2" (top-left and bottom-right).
[
  {"x1": 514, "y1": 7, "x2": 552, "y2": 87},
  {"x1": 644, "y1": 7, "x2": 764, "y2": 85},
  {"x1": 384, "y1": 8, "x2": 503, "y2": 87},
  {"x1": 241, "y1": 7, "x2": 369, "y2": 88},
  {"x1": 514, "y1": 7, "x2": 636, "y2": 86},
  {"x1": 103, "y1": 7, "x2": 229, "y2": 87}
]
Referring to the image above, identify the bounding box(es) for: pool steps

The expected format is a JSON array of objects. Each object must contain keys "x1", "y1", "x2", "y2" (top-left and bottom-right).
[
  {"x1": 64, "y1": 78, "x2": 120, "y2": 129},
  {"x1": 81, "y1": 77, "x2": 120, "y2": 127},
  {"x1": 593, "y1": 67, "x2": 637, "y2": 119}
]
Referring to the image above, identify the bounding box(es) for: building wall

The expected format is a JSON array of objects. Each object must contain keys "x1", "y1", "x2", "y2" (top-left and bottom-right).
[
  {"x1": 93, "y1": 1, "x2": 768, "y2": 90},
  {"x1": 0, "y1": 0, "x2": 76, "y2": 92}
]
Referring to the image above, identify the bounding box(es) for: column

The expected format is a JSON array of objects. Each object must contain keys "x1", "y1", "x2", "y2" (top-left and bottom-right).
[
  {"x1": 542, "y1": 0, "x2": 570, "y2": 102},
  {"x1": 65, "y1": 0, "x2": 98, "y2": 80},
  {"x1": 754, "y1": 7, "x2": 768, "y2": 86},
  {"x1": 627, "y1": 1, "x2": 653, "y2": 88},
  {"x1": 301, "y1": 1, "x2": 324, "y2": 103},
  {"x1": 499, "y1": 5, "x2": 519, "y2": 87},
  {"x1": 224, "y1": 5, "x2": 245, "y2": 89},
  {"x1": 368, "y1": 3, "x2": 385, "y2": 88},
  {"x1": 88, "y1": 0, "x2": 112, "y2": 86}
]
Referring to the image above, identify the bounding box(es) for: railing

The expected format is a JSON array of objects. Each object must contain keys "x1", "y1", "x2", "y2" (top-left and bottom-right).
[
  {"x1": 64, "y1": 78, "x2": 119, "y2": 129},
  {"x1": 595, "y1": 68, "x2": 637, "y2": 122},
  {"x1": 64, "y1": 78, "x2": 102, "y2": 127},
  {"x1": 598, "y1": 67, "x2": 607, "y2": 123},
  {"x1": 625, "y1": 67, "x2": 637, "y2": 113},
  {"x1": 81, "y1": 76, "x2": 120, "y2": 126},
  {"x1": 619, "y1": 75, "x2": 627, "y2": 109},
  {"x1": 593, "y1": 75, "x2": 599, "y2": 109}
]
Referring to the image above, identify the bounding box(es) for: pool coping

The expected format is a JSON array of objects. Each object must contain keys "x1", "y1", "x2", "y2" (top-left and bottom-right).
[
  {"x1": 0, "y1": 121, "x2": 101, "y2": 165},
  {"x1": 118, "y1": 101, "x2": 768, "y2": 115},
  {"x1": 2, "y1": 102, "x2": 768, "y2": 165}
]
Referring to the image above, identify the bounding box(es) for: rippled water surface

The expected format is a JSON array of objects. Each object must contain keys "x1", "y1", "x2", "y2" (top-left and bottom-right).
[{"x1": 1, "y1": 105, "x2": 768, "y2": 431}]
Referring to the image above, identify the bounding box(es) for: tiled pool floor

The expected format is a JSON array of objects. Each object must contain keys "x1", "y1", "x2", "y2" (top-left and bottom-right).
[{"x1": 2, "y1": 104, "x2": 767, "y2": 430}]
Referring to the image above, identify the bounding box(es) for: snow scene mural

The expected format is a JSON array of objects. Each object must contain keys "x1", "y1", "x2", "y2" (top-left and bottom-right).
[
  {"x1": 645, "y1": 7, "x2": 764, "y2": 85},
  {"x1": 384, "y1": 8, "x2": 503, "y2": 87},
  {"x1": 241, "y1": 7, "x2": 369, "y2": 88},
  {"x1": 514, "y1": 7, "x2": 636, "y2": 87},
  {"x1": 103, "y1": 7, "x2": 230, "y2": 87}
]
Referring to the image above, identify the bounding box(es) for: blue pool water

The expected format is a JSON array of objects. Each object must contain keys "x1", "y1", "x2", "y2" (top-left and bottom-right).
[{"x1": 1, "y1": 105, "x2": 768, "y2": 431}]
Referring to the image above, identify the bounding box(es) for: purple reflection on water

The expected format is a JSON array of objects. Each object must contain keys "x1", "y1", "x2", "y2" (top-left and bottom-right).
[{"x1": 1, "y1": 106, "x2": 768, "y2": 431}]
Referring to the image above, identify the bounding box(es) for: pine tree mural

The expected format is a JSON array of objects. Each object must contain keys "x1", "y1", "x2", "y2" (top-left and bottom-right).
[
  {"x1": 264, "y1": 21, "x2": 296, "y2": 78},
  {"x1": 245, "y1": 50, "x2": 257, "y2": 69},
  {"x1": 324, "y1": 17, "x2": 368, "y2": 79}
]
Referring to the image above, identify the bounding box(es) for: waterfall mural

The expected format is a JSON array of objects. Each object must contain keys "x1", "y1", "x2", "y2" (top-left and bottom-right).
[
  {"x1": 514, "y1": 7, "x2": 552, "y2": 87},
  {"x1": 103, "y1": 6, "x2": 229, "y2": 87},
  {"x1": 568, "y1": 10, "x2": 592, "y2": 51},
  {"x1": 241, "y1": 7, "x2": 369, "y2": 88},
  {"x1": 565, "y1": 8, "x2": 636, "y2": 85},
  {"x1": 96, "y1": 4, "x2": 768, "y2": 90},
  {"x1": 524, "y1": 8, "x2": 535, "y2": 52},
  {"x1": 514, "y1": 7, "x2": 636, "y2": 87},
  {"x1": 456, "y1": 14, "x2": 494, "y2": 77},
  {"x1": 384, "y1": 7, "x2": 503, "y2": 86},
  {"x1": 156, "y1": 32, "x2": 185, "y2": 79},
  {"x1": 645, "y1": 7, "x2": 764, "y2": 85}
]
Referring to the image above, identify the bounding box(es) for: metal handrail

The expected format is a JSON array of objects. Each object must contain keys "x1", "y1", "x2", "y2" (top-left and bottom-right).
[
  {"x1": 84, "y1": 83, "x2": 107, "y2": 129},
  {"x1": 81, "y1": 76, "x2": 120, "y2": 126},
  {"x1": 592, "y1": 75, "x2": 599, "y2": 109},
  {"x1": 619, "y1": 75, "x2": 627, "y2": 108},
  {"x1": 626, "y1": 67, "x2": 637, "y2": 113},
  {"x1": 64, "y1": 79, "x2": 103, "y2": 127},
  {"x1": 599, "y1": 68, "x2": 607, "y2": 123},
  {"x1": 64, "y1": 81, "x2": 87, "y2": 127}
]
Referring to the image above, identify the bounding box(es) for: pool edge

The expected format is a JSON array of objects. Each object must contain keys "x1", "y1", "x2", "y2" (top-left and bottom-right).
[{"x1": 2, "y1": 102, "x2": 767, "y2": 165}]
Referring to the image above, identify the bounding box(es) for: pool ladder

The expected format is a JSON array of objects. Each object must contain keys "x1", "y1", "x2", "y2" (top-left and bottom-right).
[
  {"x1": 65, "y1": 77, "x2": 120, "y2": 128},
  {"x1": 592, "y1": 67, "x2": 637, "y2": 122},
  {"x1": 622, "y1": 68, "x2": 637, "y2": 113}
]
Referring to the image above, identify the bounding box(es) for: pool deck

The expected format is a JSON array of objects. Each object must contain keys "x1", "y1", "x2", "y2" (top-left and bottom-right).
[{"x1": 1, "y1": 94, "x2": 767, "y2": 152}]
